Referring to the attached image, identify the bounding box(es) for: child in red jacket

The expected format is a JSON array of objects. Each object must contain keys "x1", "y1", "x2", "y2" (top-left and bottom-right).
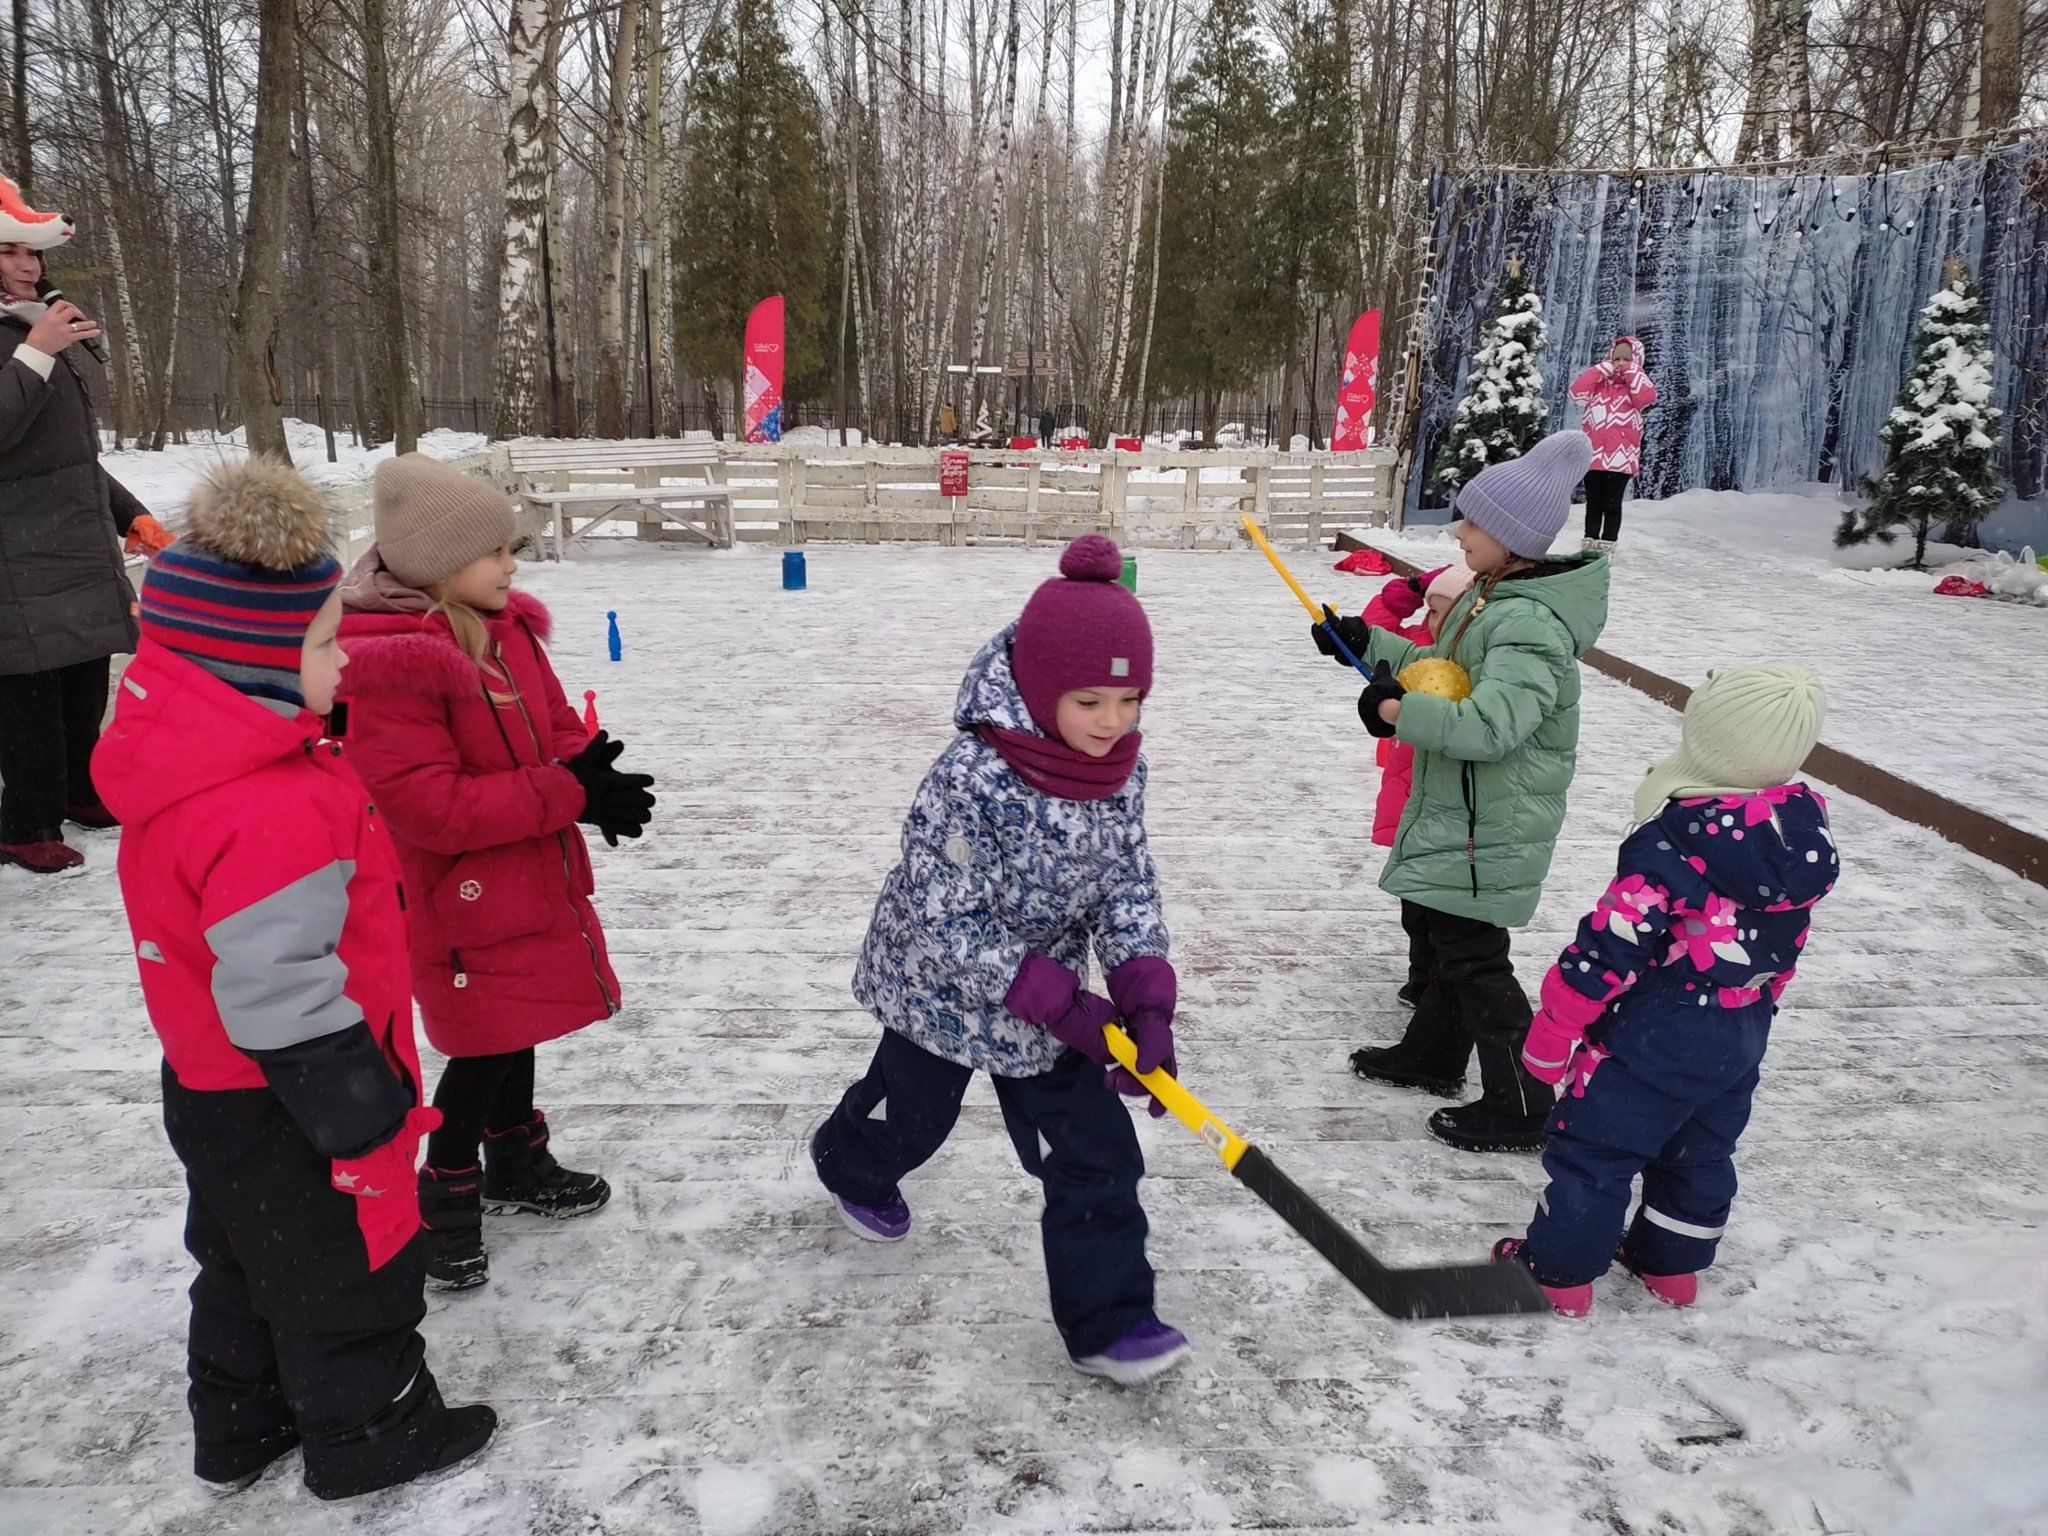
[
  {"x1": 1361, "y1": 565, "x2": 1476, "y2": 1003},
  {"x1": 336, "y1": 455, "x2": 655, "y2": 1292},
  {"x1": 92, "y1": 459, "x2": 494, "y2": 1500}
]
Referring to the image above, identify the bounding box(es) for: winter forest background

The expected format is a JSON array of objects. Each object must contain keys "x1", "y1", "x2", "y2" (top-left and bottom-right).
[{"x1": 4, "y1": 0, "x2": 2046, "y2": 480}]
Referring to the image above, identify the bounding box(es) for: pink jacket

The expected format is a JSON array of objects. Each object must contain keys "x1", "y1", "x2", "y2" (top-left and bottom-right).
[
  {"x1": 1569, "y1": 335, "x2": 1658, "y2": 476},
  {"x1": 337, "y1": 572, "x2": 620, "y2": 1059},
  {"x1": 1361, "y1": 577, "x2": 1436, "y2": 847}
]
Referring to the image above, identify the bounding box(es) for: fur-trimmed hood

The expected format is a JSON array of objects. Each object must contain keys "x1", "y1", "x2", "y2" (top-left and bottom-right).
[{"x1": 337, "y1": 561, "x2": 553, "y2": 702}]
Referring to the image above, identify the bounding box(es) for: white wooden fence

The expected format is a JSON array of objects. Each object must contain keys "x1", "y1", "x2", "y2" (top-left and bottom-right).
[{"x1": 709, "y1": 443, "x2": 1400, "y2": 548}]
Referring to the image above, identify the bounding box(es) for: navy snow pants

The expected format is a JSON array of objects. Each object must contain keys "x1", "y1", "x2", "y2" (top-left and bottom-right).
[
  {"x1": 1522, "y1": 997, "x2": 1773, "y2": 1287},
  {"x1": 813, "y1": 1029, "x2": 1157, "y2": 1358}
]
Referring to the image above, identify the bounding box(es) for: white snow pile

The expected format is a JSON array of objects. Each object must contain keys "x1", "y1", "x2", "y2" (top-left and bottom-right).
[
  {"x1": 777, "y1": 425, "x2": 866, "y2": 449},
  {"x1": 101, "y1": 419, "x2": 487, "y2": 527}
]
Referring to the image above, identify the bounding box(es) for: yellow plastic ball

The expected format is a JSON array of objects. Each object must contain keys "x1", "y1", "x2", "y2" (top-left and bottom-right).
[{"x1": 1398, "y1": 657, "x2": 1474, "y2": 702}]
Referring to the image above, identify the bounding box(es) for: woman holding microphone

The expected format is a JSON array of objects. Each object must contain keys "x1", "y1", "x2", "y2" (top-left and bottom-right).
[{"x1": 0, "y1": 177, "x2": 170, "y2": 874}]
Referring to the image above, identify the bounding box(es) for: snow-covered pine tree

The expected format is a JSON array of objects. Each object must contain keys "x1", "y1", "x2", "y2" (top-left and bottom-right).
[
  {"x1": 1836, "y1": 262, "x2": 2004, "y2": 567},
  {"x1": 1428, "y1": 262, "x2": 1548, "y2": 499}
]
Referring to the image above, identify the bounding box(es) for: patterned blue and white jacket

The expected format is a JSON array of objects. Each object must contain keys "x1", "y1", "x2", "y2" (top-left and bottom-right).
[{"x1": 852, "y1": 625, "x2": 1171, "y2": 1076}]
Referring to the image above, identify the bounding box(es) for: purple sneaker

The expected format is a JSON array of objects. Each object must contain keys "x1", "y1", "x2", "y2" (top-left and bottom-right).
[
  {"x1": 833, "y1": 1192, "x2": 911, "y2": 1243},
  {"x1": 1070, "y1": 1320, "x2": 1190, "y2": 1384}
]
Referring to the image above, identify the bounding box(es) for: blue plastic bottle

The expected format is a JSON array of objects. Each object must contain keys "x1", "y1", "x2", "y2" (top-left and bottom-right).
[{"x1": 783, "y1": 550, "x2": 807, "y2": 591}]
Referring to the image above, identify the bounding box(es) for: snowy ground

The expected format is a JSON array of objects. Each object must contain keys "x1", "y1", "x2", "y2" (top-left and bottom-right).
[
  {"x1": 1369, "y1": 488, "x2": 2048, "y2": 841},
  {"x1": 4, "y1": 541, "x2": 2048, "y2": 1535},
  {"x1": 100, "y1": 420, "x2": 488, "y2": 526}
]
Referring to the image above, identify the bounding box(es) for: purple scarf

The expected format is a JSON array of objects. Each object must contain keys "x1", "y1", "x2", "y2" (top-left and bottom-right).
[{"x1": 977, "y1": 724, "x2": 1141, "y2": 801}]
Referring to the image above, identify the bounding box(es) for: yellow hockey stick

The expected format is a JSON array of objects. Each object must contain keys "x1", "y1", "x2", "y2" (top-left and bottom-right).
[{"x1": 1240, "y1": 514, "x2": 1376, "y2": 680}]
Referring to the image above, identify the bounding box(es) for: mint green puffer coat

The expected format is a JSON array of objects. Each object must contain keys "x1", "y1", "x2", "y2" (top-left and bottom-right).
[{"x1": 1361, "y1": 556, "x2": 1610, "y2": 927}]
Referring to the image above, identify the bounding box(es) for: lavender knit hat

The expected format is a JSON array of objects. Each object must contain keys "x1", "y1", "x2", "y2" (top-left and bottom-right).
[{"x1": 1455, "y1": 430, "x2": 1593, "y2": 559}]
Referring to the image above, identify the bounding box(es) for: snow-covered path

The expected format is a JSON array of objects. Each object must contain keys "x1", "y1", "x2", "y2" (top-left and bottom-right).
[
  {"x1": 3, "y1": 543, "x2": 2046, "y2": 1535},
  {"x1": 1372, "y1": 489, "x2": 2048, "y2": 842}
]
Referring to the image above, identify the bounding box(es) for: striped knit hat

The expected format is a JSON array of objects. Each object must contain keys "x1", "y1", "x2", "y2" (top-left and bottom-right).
[{"x1": 137, "y1": 458, "x2": 341, "y2": 709}]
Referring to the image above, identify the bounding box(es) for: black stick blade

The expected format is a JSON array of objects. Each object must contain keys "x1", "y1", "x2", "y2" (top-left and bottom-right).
[{"x1": 1231, "y1": 1145, "x2": 1551, "y2": 1320}]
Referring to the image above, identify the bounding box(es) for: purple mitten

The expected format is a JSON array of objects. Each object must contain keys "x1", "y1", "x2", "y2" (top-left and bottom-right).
[
  {"x1": 1106, "y1": 957, "x2": 1177, "y2": 1116},
  {"x1": 1105, "y1": 956, "x2": 1176, "y2": 1068},
  {"x1": 1006, "y1": 953, "x2": 1115, "y2": 1064}
]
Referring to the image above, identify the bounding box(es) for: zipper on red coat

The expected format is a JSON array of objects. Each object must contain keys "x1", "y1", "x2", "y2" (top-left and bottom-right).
[{"x1": 496, "y1": 639, "x2": 618, "y2": 1016}]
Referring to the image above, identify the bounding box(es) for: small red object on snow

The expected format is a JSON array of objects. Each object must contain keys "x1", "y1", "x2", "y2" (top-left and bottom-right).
[
  {"x1": 1114, "y1": 436, "x2": 1142, "y2": 452},
  {"x1": 582, "y1": 689, "x2": 600, "y2": 740},
  {"x1": 1059, "y1": 434, "x2": 1089, "y2": 451},
  {"x1": 1334, "y1": 549, "x2": 1393, "y2": 576},
  {"x1": 1010, "y1": 435, "x2": 1038, "y2": 450},
  {"x1": 1933, "y1": 575, "x2": 1991, "y2": 598}
]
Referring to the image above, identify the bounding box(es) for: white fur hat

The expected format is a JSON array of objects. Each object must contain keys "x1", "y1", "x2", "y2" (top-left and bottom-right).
[{"x1": 0, "y1": 173, "x2": 75, "y2": 251}]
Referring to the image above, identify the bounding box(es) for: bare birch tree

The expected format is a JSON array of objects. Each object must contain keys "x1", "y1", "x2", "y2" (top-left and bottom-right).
[
  {"x1": 489, "y1": 0, "x2": 551, "y2": 439},
  {"x1": 593, "y1": 0, "x2": 640, "y2": 437},
  {"x1": 226, "y1": 0, "x2": 295, "y2": 459}
]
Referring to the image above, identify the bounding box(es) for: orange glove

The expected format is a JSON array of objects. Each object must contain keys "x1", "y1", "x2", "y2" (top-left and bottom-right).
[{"x1": 124, "y1": 514, "x2": 175, "y2": 556}]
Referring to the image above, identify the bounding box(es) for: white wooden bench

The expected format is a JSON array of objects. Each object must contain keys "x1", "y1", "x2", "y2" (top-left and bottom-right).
[{"x1": 506, "y1": 438, "x2": 735, "y2": 559}]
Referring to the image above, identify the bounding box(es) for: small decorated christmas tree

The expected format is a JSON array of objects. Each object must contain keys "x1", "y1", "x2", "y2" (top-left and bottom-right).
[
  {"x1": 1429, "y1": 258, "x2": 1549, "y2": 500},
  {"x1": 1836, "y1": 260, "x2": 2004, "y2": 567}
]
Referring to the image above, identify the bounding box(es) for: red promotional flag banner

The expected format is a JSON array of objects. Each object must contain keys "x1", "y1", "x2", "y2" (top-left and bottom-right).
[
  {"x1": 743, "y1": 295, "x2": 785, "y2": 443},
  {"x1": 1331, "y1": 309, "x2": 1382, "y2": 452}
]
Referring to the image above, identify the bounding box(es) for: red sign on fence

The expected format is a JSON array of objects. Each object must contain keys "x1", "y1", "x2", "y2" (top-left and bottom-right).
[{"x1": 940, "y1": 449, "x2": 970, "y2": 499}]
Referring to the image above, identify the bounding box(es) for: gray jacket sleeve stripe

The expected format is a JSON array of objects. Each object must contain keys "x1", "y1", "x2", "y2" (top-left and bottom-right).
[{"x1": 205, "y1": 861, "x2": 363, "y2": 1052}]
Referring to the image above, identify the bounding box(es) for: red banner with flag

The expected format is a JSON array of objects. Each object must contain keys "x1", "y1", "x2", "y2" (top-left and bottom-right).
[
  {"x1": 1331, "y1": 308, "x2": 1381, "y2": 452},
  {"x1": 743, "y1": 295, "x2": 785, "y2": 444}
]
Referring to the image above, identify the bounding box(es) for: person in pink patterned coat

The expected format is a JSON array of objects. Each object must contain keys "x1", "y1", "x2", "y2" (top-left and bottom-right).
[{"x1": 1569, "y1": 336, "x2": 1657, "y2": 551}]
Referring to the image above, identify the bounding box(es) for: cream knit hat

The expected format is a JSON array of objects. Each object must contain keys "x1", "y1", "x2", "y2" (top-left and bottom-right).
[
  {"x1": 1631, "y1": 663, "x2": 1828, "y2": 828},
  {"x1": 372, "y1": 453, "x2": 520, "y2": 588}
]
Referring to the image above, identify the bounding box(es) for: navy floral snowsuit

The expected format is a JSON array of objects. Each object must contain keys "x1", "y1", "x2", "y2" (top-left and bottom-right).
[{"x1": 1521, "y1": 785, "x2": 1838, "y2": 1286}]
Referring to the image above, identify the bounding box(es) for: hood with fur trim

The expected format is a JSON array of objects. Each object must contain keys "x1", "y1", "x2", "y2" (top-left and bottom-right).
[{"x1": 336, "y1": 584, "x2": 553, "y2": 702}]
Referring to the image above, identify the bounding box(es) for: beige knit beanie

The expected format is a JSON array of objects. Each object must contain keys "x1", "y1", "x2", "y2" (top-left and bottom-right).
[{"x1": 373, "y1": 454, "x2": 520, "y2": 588}]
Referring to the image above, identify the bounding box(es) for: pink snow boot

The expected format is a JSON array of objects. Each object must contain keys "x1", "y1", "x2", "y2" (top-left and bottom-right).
[
  {"x1": 1491, "y1": 1238, "x2": 1593, "y2": 1318},
  {"x1": 1616, "y1": 1249, "x2": 1699, "y2": 1308}
]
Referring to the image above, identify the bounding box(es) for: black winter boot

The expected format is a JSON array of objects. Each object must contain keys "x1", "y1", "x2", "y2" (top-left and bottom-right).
[
  {"x1": 419, "y1": 1165, "x2": 489, "y2": 1292},
  {"x1": 1350, "y1": 1044, "x2": 1466, "y2": 1097},
  {"x1": 1426, "y1": 1097, "x2": 1550, "y2": 1153},
  {"x1": 1350, "y1": 986, "x2": 1469, "y2": 1096},
  {"x1": 196, "y1": 1428, "x2": 299, "y2": 1494},
  {"x1": 482, "y1": 1112, "x2": 611, "y2": 1219},
  {"x1": 1426, "y1": 1042, "x2": 1553, "y2": 1153},
  {"x1": 302, "y1": 1367, "x2": 497, "y2": 1501}
]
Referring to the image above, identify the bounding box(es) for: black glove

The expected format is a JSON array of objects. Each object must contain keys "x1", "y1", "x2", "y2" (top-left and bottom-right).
[
  {"x1": 1310, "y1": 606, "x2": 1373, "y2": 665},
  {"x1": 1357, "y1": 661, "x2": 1405, "y2": 738},
  {"x1": 564, "y1": 730, "x2": 656, "y2": 846}
]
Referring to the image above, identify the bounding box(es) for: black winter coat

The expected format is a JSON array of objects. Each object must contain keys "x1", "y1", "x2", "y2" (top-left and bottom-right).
[{"x1": 0, "y1": 311, "x2": 142, "y2": 676}]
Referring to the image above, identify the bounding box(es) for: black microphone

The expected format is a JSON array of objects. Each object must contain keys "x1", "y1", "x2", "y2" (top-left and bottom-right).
[{"x1": 31, "y1": 278, "x2": 109, "y2": 365}]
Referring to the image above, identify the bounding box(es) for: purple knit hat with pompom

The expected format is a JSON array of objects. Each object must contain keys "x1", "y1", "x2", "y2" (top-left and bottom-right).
[{"x1": 1011, "y1": 535, "x2": 1154, "y2": 735}]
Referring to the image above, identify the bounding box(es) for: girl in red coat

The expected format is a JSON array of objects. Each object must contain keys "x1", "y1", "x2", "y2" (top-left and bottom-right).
[
  {"x1": 1359, "y1": 564, "x2": 1476, "y2": 1003},
  {"x1": 337, "y1": 455, "x2": 655, "y2": 1291}
]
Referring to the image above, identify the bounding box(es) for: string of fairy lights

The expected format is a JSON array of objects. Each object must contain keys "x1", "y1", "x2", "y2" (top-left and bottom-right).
[
  {"x1": 1413, "y1": 136, "x2": 2048, "y2": 359},
  {"x1": 1435, "y1": 135, "x2": 2046, "y2": 282}
]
